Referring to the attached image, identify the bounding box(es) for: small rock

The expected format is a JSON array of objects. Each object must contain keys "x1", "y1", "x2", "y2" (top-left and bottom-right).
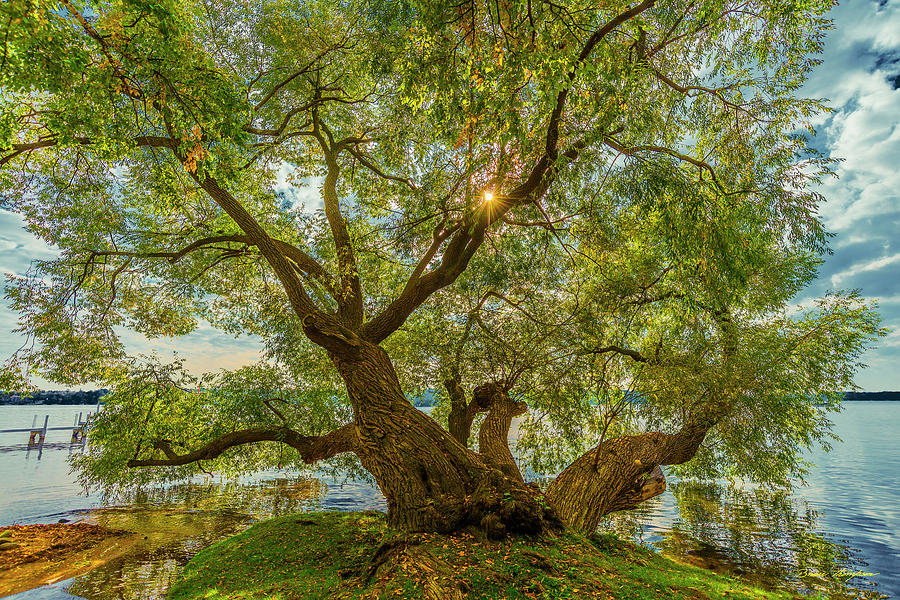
[
  {"x1": 58, "y1": 518, "x2": 70, "y2": 523},
  {"x1": 0, "y1": 542, "x2": 21, "y2": 551}
]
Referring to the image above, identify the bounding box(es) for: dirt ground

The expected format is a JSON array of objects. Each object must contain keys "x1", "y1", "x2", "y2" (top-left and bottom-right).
[{"x1": 0, "y1": 523, "x2": 137, "y2": 596}]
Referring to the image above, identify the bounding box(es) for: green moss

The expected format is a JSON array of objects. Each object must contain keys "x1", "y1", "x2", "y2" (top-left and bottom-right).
[{"x1": 169, "y1": 511, "x2": 806, "y2": 600}]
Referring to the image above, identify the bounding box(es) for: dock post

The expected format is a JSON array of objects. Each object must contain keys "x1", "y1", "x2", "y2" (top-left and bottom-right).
[
  {"x1": 29, "y1": 414, "x2": 50, "y2": 449},
  {"x1": 28, "y1": 414, "x2": 49, "y2": 447},
  {"x1": 36, "y1": 414, "x2": 48, "y2": 459}
]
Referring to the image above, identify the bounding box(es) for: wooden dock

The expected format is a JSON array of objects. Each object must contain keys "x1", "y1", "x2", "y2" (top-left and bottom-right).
[{"x1": 0, "y1": 410, "x2": 96, "y2": 451}]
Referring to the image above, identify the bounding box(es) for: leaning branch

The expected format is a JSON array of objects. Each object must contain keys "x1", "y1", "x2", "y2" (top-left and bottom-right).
[
  {"x1": 1, "y1": 135, "x2": 173, "y2": 167},
  {"x1": 127, "y1": 424, "x2": 357, "y2": 467}
]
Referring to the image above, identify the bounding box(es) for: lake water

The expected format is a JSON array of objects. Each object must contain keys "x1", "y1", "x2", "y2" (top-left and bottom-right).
[{"x1": 1, "y1": 402, "x2": 897, "y2": 599}]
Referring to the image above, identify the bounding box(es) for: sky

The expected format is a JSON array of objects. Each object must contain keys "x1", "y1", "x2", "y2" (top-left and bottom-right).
[{"x1": 1, "y1": 1, "x2": 899, "y2": 391}]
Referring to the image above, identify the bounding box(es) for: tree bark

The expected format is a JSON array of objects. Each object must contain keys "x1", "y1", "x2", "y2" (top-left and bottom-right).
[
  {"x1": 334, "y1": 343, "x2": 555, "y2": 536},
  {"x1": 545, "y1": 423, "x2": 709, "y2": 533},
  {"x1": 444, "y1": 377, "x2": 494, "y2": 447},
  {"x1": 476, "y1": 385, "x2": 526, "y2": 483}
]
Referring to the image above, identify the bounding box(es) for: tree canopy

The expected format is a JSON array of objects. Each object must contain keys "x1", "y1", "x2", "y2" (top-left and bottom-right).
[{"x1": 0, "y1": 0, "x2": 885, "y2": 534}]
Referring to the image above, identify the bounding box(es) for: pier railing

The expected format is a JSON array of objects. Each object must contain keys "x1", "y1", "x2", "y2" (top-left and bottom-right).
[{"x1": 0, "y1": 410, "x2": 96, "y2": 450}]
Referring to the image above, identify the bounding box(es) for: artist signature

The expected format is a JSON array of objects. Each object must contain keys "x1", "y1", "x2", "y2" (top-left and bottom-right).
[{"x1": 798, "y1": 567, "x2": 879, "y2": 579}]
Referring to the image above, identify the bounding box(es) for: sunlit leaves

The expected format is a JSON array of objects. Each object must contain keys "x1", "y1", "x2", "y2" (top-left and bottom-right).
[{"x1": 0, "y1": 0, "x2": 886, "y2": 493}]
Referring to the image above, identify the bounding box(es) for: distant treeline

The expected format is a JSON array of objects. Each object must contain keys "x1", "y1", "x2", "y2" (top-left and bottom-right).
[
  {"x1": 0, "y1": 389, "x2": 109, "y2": 405},
  {"x1": 843, "y1": 391, "x2": 900, "y2": 402},
  {"x1": 1, "y1": 389, "x2": 895, "y2": 407}
]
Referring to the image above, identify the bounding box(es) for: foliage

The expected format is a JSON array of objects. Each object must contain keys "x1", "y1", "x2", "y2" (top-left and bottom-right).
[
  {"x1": 0, "y1": 0, "x2": 887, "y2": 494},
  {"x1": 72, "y1": 357, "x2": 358, "y2": 488}
]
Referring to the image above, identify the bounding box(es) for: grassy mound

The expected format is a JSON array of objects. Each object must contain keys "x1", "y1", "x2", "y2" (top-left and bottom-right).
[{"x1": 169, "y1": 511, "x2": 804, "y2": 600}]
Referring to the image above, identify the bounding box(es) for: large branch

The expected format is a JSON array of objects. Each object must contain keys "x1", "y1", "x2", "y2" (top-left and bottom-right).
[
  {"x1": 548, "y1": 307, "x2": 739, "y2": 532},
  {"x1": 445, "y1": 378, "x2": 496, "y2": 446},
  {"x1": 360, "y1": 2, "x2": 655, "y2": 344},
  {"x1": 307, "y1": 103, "x2": 364, "y2": 328},
  {"x1": 546, "y1": 421, "x2": 709, "y2": 532},
  {"x1": 1, "y1": 135, "x2": 173, "y2": 167},
  {"x1": 321, "y1": 150, "x2": 364, "y2": 327},
  {"x1": 194, "y1": 174, "x2": 361, "y2": 354},
  {"x1": 127, "y1": 424, "x2": 357, "y2": 468},
  {"x1": 6, "y1": 127, "x2": 356, "y2": 354},
  {"x1": 475, "y1": 385, "x2": 527, "y2": 483}
]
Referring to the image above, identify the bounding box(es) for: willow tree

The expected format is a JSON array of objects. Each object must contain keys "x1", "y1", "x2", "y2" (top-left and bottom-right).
[{"x1": 0, "y1": 0, "x2": 883, "y2": 535}]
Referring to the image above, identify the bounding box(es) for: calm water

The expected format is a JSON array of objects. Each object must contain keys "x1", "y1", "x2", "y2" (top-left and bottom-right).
[{"x1": 1, "y1": 403, "x2": 898, "y2": 599}]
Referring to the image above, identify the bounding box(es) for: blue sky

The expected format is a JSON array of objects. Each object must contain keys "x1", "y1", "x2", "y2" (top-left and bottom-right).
[{"x1": 2, "y1": 1, "x2": 899, "y2": 391}]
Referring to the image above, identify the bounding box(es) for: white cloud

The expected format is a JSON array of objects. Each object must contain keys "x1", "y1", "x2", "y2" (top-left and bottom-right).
[
  {"x1": 830, "y1": 253, "x2": 900, "y2": 286},
  {"x1": 791, "y1": 0, "x2": 900, "y2": 391},
  {"x1": 273, "y1": 164, "x2": 324, "y2": 213},
  {"x1": 881, "y1": 328, "x2": 900, "y2": 348},
  {"x1": 803, "y1": 1, "x2": 900, "y2": 233}
]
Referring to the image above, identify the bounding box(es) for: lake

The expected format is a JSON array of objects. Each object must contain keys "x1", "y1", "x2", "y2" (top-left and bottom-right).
[{"x1": 1, "y1": 402, "x2": 897, "y2": 599}]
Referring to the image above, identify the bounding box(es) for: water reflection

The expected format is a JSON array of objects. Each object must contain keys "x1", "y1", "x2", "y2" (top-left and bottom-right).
[
  {"x1": 3, "y1": 404, "x2": 898, "y2": 599},
  {"x1": 8, "y1": 476, "x2": 326, "y2": 600},
  {"x1": 601, "y1": 481, "x2": 887, "y2": 599},
  {"x1": 105, "y1": 476, "x2": 326, "y2": 517},
  {"x1": 67, "y1": 509, "x2": 251, "y2": 600}
]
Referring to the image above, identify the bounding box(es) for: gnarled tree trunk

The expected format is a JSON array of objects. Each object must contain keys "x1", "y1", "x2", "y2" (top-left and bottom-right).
[
  {"x1": 476, "y1": 385, "x2": 527, "y2": 483},
  {"x1": 334, "y1": 342, "x2": 554, "y2": 536}
]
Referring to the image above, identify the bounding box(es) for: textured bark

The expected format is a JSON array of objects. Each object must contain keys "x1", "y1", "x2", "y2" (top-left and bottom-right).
[
  {"x1": 445, "y1": 376, "x2": 471, "y2": 446},
  {"x1": 127, "y1": 424, "x2": 357, "y2": 467},
  {"x1": 546, "y1": 423, "x2": 709, "y2": 533},
  {"x1": 604, "y1": 465, "x2": 666, "y2": 513},
  {"x1": 445, "y1": 377, "x2": 493, "y2": 446},
  {"x1": 476, "y1": 386, "x2": 526, "y2": 483},
  {"x1": 335, "y1": 343, "x2": 555, "y2": 535}
]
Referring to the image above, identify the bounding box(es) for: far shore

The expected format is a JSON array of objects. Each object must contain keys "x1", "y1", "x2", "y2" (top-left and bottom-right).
[{"x1": 2, "y1": 390, "x2": 900, "y2": 407}]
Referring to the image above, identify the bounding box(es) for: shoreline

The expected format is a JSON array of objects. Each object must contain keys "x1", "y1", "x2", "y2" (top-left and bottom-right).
[
  {"x1": 169, "y1": 511, "x2": 826, "y2": 600},
  {"x1": 0, "y1": 523, "x2": 136, "y2": 597},
  {"x1": 0, "y1": 508, "x2": 884, "y2": 599}
]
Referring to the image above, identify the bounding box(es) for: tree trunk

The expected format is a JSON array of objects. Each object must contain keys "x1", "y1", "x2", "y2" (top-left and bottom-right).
[
  {"x1": 476, "y1": 386, "x2": 526, "y2": 483},
  {"x1": 545, "y1": 424, "x2": 708, "y2": 533},
  {"x1": 334, "y1": 342, "x2": 555, "y2": 536},
  {"x1": 444, "y1": 377, "x2": 493, "y2": 447}
]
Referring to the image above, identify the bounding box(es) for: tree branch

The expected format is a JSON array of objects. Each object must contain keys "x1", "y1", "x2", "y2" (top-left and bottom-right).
[
  {"x1": 89, "y1": 234, "x2": 248, "y2": 264},
  {"x1": 603, "y1": 135, "x2": 722, "y2": 188},
  {"x1": 126, "y1": 424, "x2": 357, "y2": 467},
  {"x1": 356, "y1": 3, "x2": 657, "y2": 344},
  {"x1": 344, "y1": 145, "x2": 417, "y2": 190},
  {"x1": 59, "y1": 0, "x2": 144, "y2": 100},
  {"x1": 1, "y1": 135, "x2": 173, "y2": 167},
  {"x1": 587, "y1": 345, "x2": 651, "y2": 363}
]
